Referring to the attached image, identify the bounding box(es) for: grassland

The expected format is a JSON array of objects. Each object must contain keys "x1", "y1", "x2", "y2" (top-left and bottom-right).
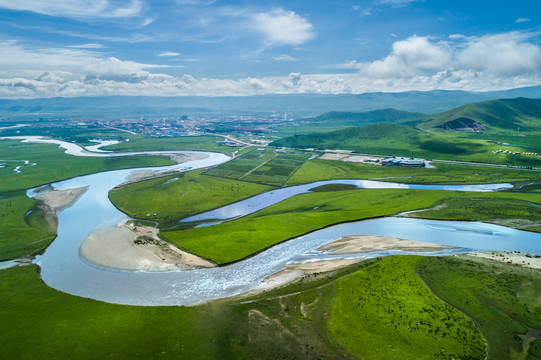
[
  {"x1": 0, "y1": 125, "x2": 137, "y2": 146},
  {"x1": 0, "y1": 192, "x2": 56, "y2": 260},
  {"x1": 286, "y1": 158, "x2": 541, "y2": 186},
  {"x1": 272, "y1": 122, "x2": 541, "y2": 167},
  {"x1": 103, "y1": 135, "x2": 240, "y2": 153},
  {"x1": 205, "y1": 149, "x2": 312, "y2": 186},
  {"x1": 163, "y1": 188, "x2": 541, "y2": 264},
  {"x1": 329, "y1": 256, "x2": 485, "y2": 359},
  {"x1": 2, "y1": 255, "x2": 539, "y2": 359},
  {"x1": 0, "y1": 139, "x2": 173, "y2": 259},
  {"x1": 109, "y1": 170, "x2": 271, "y2": 228},
  {"x1": 418, "y1": 256, "x2": 541, "y2": 359},
  {"x1": 407, "y1": 197, "x2": 541, "y2": 231},
  {"x1": 0, "y1": 140, "x2": 173, "y2": 192}
]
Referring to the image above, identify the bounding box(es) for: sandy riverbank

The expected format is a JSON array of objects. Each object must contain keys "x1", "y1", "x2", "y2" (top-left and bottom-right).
[
  {"x1": 34, "y1": 186, "x2": 89, "y2": 212},
  {"x1": 117, "y1": 152, "x2": 210, "y2": 186},
  {"x1": 79, "y1": 224, "x2": 215, "y2": 271},
  {"x1": 466, "y1": 251, "x2": 541, "y2": 269},
  {"x1": 170, "y1": 152, "x2": 208, "y2": 164},
  {"x1": 251, "y1": 235, "x2": 452, "y2": 295},
  {"x1": 317, "y1": 234, "x2": 453, "y2": 254}
]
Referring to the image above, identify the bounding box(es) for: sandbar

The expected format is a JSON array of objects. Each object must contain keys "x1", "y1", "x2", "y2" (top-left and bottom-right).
[
  {"x1": 318, "y1": 235, "x2": 453, "y2": 254},
  {"x1": 250, "y1": 235, "x2": 453, "y2": 295},
  {"x1": 79, "y1": 224, "x2": 215, "y2": 271},
  {"x1": 34, "y1": 186, "x2": 89, "y2": 212}
]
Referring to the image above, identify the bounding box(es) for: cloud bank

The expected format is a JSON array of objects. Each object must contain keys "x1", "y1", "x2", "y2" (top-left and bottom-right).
[
  {"x1": 0, "y1": 0, "x2": 143, "y2": 18},
  {"x1": 1, "y1": 31, "x2": 540, "y2": 98}
]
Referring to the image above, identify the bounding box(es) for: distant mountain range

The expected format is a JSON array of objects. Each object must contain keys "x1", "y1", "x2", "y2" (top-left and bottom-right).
[{"x1": 1, "y1": 86, "x2": 541, "y2": 118}]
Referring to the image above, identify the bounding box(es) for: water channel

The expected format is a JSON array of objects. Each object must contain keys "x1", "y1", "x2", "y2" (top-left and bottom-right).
[{"x1": 4, "y1": 137, "x2": 541, "y2": 306}]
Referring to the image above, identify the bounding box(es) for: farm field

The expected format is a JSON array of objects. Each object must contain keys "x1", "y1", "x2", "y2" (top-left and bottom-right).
[{"x1": 205, "y1": 149, "x2": 312, "y2": 186}]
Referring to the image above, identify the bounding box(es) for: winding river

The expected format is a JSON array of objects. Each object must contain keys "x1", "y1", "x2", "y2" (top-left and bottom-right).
[{"x1": 4, "y1": 137, "x2": 541, "y2": 306}]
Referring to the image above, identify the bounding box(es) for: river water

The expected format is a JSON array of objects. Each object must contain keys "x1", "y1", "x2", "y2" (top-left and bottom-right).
[{"x1": 4, "y1": 136, "x2": 541, "y2": 306}]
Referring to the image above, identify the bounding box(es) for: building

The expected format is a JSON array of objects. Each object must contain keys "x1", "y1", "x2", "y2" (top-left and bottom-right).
[{"x1": 381, "y1": 157, "x2": 425, "y2": 168}]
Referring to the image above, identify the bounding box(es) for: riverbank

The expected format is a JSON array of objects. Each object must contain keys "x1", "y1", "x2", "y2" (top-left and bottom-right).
[
  {"x1": 250, "y1": 235, "x2": 453, "y2": 294},
  {"x1": 317, "y1": 234, "x2": 454, "y2": 253},
  {"x1": 34, "y1": 186, "x2": 89, "y2": 213},
  {"x1": 79, "y1": 223, "x2": 216, "y2": 271},
  {"x1": 466, "y1": 251, "x2": 541, "y2": 269}
]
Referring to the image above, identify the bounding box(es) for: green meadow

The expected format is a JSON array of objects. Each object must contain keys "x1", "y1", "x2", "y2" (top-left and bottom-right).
[
  {"x1": 0, "y1": 139, "x2": 172, "y2": 259},
  {"x1": 286, "y1": 158, "x2": 541, "y2": 186},
  {"x1": 109, "y1": 170, "x2": 271, "y2": 228},
  {"x1": 163, "y1": 188, "x2": 541, "y2": 264},
  {"x1": 102, "y1": 135, "x2": 240, "y2": 153},
  {"x1": 2, "y1": 255, "x2": 539, "y2": 359},
  {"x1": 0, "y1": 192, "x2": 55, "y2": 261}
]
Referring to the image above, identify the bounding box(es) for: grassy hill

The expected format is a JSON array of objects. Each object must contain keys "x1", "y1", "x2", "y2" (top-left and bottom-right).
[
  {"x1": 272, "y1": 123, "x2": 423, "y2": 156},
  {"x1": 418, "y1": 97, "x2": 541, "y2": 134},
  {"x1": 272, "y1": 97, "x2": 541, "y2": 165},
  {"x1": 272, "y1": 108, "x2": 425, "y2": 136},
  {"x1": 312, "y1": 108, "x2": 424, "y2": 124}
]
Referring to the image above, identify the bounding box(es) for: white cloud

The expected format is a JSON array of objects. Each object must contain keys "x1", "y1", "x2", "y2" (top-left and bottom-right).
[
  {"x1": 1, "y1": 31, "x2": 541, "y2": 98},
  {"x1": 252, "y1": 9, "x2": 314, "y2": 46},
  {"x1": 516, "y1": 18, "x2": 531, "y2": 23},
  {"x1": 67, "y1": 43, "x2": 105, "y2": 49},
  {"x1": 0, "y1": 0, "x2": 143, "y2": 19},
  {"x1": 456, "y1": 32, "x2": 541, "y2": 77},
  {"x1": 142, "y1": 17, "x2": 154, "y2": 26},
  {"x1": 158, "y1": 52, "x2": 181, "y2": 57},
  {"x1": 357, "y1": 0, "x2": 420, "y2": 16},
  {"x1": 273, "y1": 54, "x2": 298, "y2": 62}
]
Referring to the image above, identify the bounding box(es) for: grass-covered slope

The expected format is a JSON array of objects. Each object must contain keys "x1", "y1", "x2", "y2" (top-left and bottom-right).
[
  {"x1": 418, "y1": 97, "x2": 541, "y2": 134},
  {"x1": 419, "y1": 256, "x2": 541, "y2": 359},
  {"x1": 272, "y1": 123, "x2": 422, "y2": 155},
  {"x1": 330, "y1": 256, "x2": 486, "y2": 359},
  {"x1": 3, "y1": 255, "x2": 540, "y2": 359}
]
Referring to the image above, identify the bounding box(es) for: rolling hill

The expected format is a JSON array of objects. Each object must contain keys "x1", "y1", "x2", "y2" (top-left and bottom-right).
[
  {"x1": 271, "y1": 97, "x2": 541, "y2": 166},
  {"x1": 417, "y1": 97, "x2": 541, "y2": 134}
]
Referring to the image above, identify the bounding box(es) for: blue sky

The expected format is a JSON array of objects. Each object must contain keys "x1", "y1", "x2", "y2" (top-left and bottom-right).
[{"x1": 0, "y1": 0, "x2": 540, "y2": 98}]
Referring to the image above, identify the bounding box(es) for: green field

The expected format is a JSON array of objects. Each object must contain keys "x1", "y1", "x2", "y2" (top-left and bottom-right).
[
  {"x1": 0, "y1": 139, "x2": 173, "y2": 259},
  {"x1": 287, "y1": 158, "x2": 541, "y2": 186},
  {"x1": 329, "y1": 256, "x2": 485, "y2": 359},
  {"x1": 272, "y1": 122, "x2": 541, "y2": 167},
  {"x1": 2, "y1": 255, "x2": 539, "y2": 359},
  {"x1": 205, "y1": 149, "x2": 312, "y2": 186},
  {"x1": 103, "y1": 135, "x2": 240, "y2": 153},
  {"x1": 407, "y1": 197, "x2": 541, "y2": 230},
  {"x1": 241, "y1": 151, "x2": 312, "y2": 186},
  {"x1": 109, "y1": 170, "x2": 271, "y2": 228},
  {"x1": 0, "y1": 140, "x2": 173, "y2": 192},
  {"x1": 0, "y1": 192, "x2": 55, "y2": 260},
  {"x1": 419, "y1": 256, "x2": 541, "y2": 359},
  {"x1": 0, "y1": 125, "x2": 137, "y2": 146},
  {"x1": 206, "y1": 149, "x2": 276, "y2": 180},
  {"x1": 163, "y1": 188, "x2": 541, "y2": 264}
]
